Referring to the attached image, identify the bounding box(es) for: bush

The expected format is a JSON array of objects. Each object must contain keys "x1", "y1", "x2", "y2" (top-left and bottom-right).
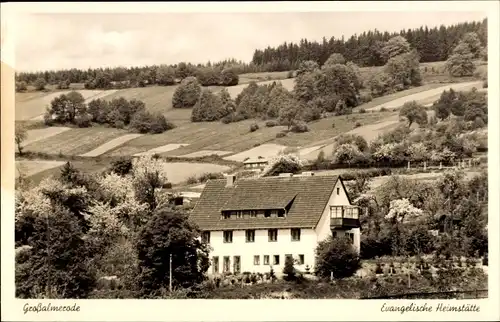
[
  {"x1": 354, "y1": 122, "x2": 362, "y2": 128},
  {"x1": 43, "y1": 112, "x2": 54, "y2": 126},
  {"x1": 331, "y1": 123, "x2": 336, "y2": 128},
  {"x1": 249, "y1": 123, "x2": 259, "y2": 132},
  {"x1": 75, "y1": 114, "x2": 92, "y2": 128},
  {"x1": 315, "y1": 236, "x2": 361, "y2": 279},
  {"x1": 360, "y1": 93, "x2": 373, "y2": 103},
  {"x1": 16, "y1": 81, "x2": 27, "y2": 92},
  {"x1": 110, "y1": 157, "x2": 133, "y2": 176},
  {"x1": 34, "y1": 77, "x2": 47, "y2": 91},
  {"x1": 197, "y1": 172, "x2": 225, "y2": 183},
  {"x1": 380, "y1": 107, "x2": 388, "y2": 112},
  {"x1": 186, "y1": 176, "x2": 198, "y2": 185},
  {"x1": 265, "y1": 120, "x2": 278, "y2": 127},
  {"x1": 221, "y1": 114, "x2": 233, "y2": 124},
  {"x1": 130, "y1": 111, "x2": 175, "y2": 134},
  {"x1": 287, "y1": 71, "x2": 294, "y2": 78},
  {"x1": 290, "y1": 121, "x2": 309, "y2": 133},
  {"x1": 276, "y1": 131, "x2": 287, "y2": 138},
  {"x1": 359, "y1": 108, "x2": 366, "y2": 114},
  {"x1": 283, "y1": 256, "x2": 296, "y2": 281},
  {"x1": 114, "y1": 120, "x2": 125, "y2": 129}
]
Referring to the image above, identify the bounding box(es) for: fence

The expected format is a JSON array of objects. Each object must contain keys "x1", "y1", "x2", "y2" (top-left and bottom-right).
[
  {"x1": 304, "y1": 157, "x2": 485, "y2": 172},
  {"x1": 362, "y1": 289, "x2": 488, "y2": 299}
]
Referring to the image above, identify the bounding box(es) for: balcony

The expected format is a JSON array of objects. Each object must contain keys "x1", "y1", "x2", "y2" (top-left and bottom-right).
[{"x1": 330, "y1": 206, "x2": 361, "y2": 229}]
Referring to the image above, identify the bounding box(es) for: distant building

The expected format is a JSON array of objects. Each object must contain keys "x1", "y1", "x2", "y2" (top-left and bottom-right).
[
  {"x1": 243, "y1": 157, "x2": 269, "y2": 170},
  {"x1": 190, "y1": 172, "x2": 362, "y2": 276}
]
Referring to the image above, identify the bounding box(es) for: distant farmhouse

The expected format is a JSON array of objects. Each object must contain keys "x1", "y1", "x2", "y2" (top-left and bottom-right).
[
  {"x1": 243, "y1": 156, "x2": 269, "y2": 171},
  {"x1": 190, "y1": 173, "x2": 362, "y2": 276}
]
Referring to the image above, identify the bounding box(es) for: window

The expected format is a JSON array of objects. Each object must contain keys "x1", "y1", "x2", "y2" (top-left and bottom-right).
[
  {"x1": 236, "y1": 211, "x2": 243, "y2": 219},
  {"x1": 298, "y1": 254, "x2": 304, "y2": 265},
  {"x1": 332, "y1": 231, "x2": 338, "y2": 238},
  {"x1": 223, "y1": 231, "x2": 233, "y2": 243},
  {"x1": 277, "y1": 209, "x2": 285, "y2": 218},
  {"x1": 291, "y1": 228, "x2": 301, "y2": 241},
  {"x1": 202, "y1": 231, "x2": 210, "y2": 244},
  {"x1": 233, "y1": 256, "x2": 241, "y2": 273},
  {"x1": 273, "y1": 255, "x2": 280, "y2": 265},
  {"x1": 347, "y1": 232, "x2": 354, "y2": 244},
  {"x1": 222, "y1": 212, "x2": 231, "y2": 219},
  {"x1": 268, "y1": 229, "x2": 278, "y2": 242},
  {"x1": 223, "y1": 256, "x2": 230, "y2": 273},
  {"x1": 344, "y1": 207, "x2": 359, "y2": 219},
  {"x1": 264, "y1": 210, "x2": 271, "y2": 218},
  {"x1": 212, "y1": 256, "x2": 219, "y2": 274},
  {"x1": 263, "y1": 255, "x2": 270, "y2": 265},
  {"x1": 254, "y1": 255, "x2": 260, "y2": 265},
  {"x1": 330, "y1": 206, "x2": 343, "y2": 218},
  {"x1": 245, "y1": 230, "x2": 255, "y2": 243},
  {"x1": 250, "y1": 211, "x2": 257, "y2": 218},
  {"x1": 337, "y1": 187, "x2": 340, "y2": 195}
]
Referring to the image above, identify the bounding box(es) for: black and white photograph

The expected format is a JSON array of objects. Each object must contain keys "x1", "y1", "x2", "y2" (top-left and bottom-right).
[{"x1": 2, "y1": 1, "x2": 499, "y2": 321}]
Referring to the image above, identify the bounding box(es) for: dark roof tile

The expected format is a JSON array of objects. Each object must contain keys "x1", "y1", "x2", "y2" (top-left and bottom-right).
[{"x1": 190, "y1": 175, "x2": 339, "y2": 230}]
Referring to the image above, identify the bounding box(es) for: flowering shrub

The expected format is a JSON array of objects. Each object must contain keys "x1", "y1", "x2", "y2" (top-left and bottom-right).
[
  {"x1": 332, "y1": 144, "x2": 365, "y2": 166},
  {"x1": 385, "y1": 198, "x2": 424, "y2": 223},
  {"x1": 262, "y1": 154, "x2": 303, "y2": 176}
]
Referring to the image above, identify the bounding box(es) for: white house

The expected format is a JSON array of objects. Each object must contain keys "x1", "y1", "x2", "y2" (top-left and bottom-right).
[
  {"x1": 190, "y1": 172, "x2": 362, "y2": 276},
  {"x1": 243, "y1": 157, "x2": 269, "y2": 171}
]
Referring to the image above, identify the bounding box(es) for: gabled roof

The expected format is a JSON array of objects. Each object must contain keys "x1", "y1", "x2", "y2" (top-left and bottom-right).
[
  {"x1": 190, "y1": 175, "x2": 340, "y2": 230},
  {"x1": 243, "y1": 157, "x2": 269, "y2": 164}
]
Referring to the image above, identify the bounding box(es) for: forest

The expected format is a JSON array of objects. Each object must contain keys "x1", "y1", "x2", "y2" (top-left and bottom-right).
[{"x1": 15, "y1": 19, "x2": 486, "y2": 89}]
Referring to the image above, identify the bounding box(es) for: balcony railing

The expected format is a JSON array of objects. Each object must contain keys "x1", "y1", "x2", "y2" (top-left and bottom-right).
[{"x1": 330, "y1": 206, "x2": 361, "y2": 228}]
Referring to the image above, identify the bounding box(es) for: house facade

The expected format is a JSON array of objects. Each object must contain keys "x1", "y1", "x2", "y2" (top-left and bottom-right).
[
  {"x1": 243, "y1": 157, "x2": 269, "y2": 171},
  {"x1": 190, "y1": 173, "x2": 361, "y2": 276}
]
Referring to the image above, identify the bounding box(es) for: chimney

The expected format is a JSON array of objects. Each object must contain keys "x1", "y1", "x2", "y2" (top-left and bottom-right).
[
  {"x1": 226, "y1": 174, "x2": 236, "y2": 187},
  {"x1": 279, "y1": 173, "x2": 293, "y2": 177},
  {"x1": 301, "y1": 171, "x2": 315, "y2": 176}
]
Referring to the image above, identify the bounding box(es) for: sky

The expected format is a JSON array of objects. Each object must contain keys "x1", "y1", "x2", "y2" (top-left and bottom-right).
[{"x1": 15, "y1": 11, "x2": 487, "y2": 72}]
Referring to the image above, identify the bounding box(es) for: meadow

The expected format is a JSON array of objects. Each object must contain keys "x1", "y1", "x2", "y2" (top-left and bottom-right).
[
  {"x1": 14, "y1": 59, "x2": 488, "y2": 181},
  {"x1": 24, "y1": 127, "x2": 128, "y2": 155}
]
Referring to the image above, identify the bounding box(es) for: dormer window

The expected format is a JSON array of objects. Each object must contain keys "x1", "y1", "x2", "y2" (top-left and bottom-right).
[
  {"x1": 264, "y1": 210, "x2": 271, "y2": 218},
  {"x1": 277, "y1": 209, "x2": 285, "y2": 218}
]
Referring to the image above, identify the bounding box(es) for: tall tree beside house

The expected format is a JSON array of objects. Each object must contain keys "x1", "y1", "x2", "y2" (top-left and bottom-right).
[
  {"x1": 136, "y1": 208, "x2": 210, "y2": 296},
  {"x1": 315, "y1": 236, "x2": 361, "y2": 279},
  {"x1": 282, "y1": 256, "x2": 296, "y2": 281}
]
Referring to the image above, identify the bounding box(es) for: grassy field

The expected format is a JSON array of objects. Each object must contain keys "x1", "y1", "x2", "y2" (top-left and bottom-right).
[
  {"x1": 24, "y1": 127, "x2": 128, "y2": 155},
  {"x1": 15, "y1": 160, "x2": 66, "y2": 179},
  {"x1": 238, "y1": 71, "x2": 292, "y2": 84},
  {"x1": 15, "y1": 89, "x2": 117, "y2": 121}
]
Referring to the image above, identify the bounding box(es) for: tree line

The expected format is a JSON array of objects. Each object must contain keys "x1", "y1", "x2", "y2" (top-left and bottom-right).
[
  {"x1": 251, "y1": 19, "x2": 487, "y2": 71},
  {"x1": 41, "y1": 91, "x2": 174, "y2": 134},
  {"x1": 15, "y1": 19, "x2": 486, "y2": 91}
]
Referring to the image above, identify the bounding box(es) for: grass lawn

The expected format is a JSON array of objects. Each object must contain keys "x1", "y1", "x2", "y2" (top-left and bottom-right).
[
  {"x1": 238, "y1": 71, "x2": 291, "y2": 84},
  {"x1": 24, "y1": 127, "x2": 128, "y2": 156},
  {"x1": 15, "y1": 89, "x2": 115, "y2": 121},
  {"x1": 275, "y1": 111, "x2": 396, "y2": 147},
  {"x1": 22, "y1": 159, "x2": 112, "y2": 185}
]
